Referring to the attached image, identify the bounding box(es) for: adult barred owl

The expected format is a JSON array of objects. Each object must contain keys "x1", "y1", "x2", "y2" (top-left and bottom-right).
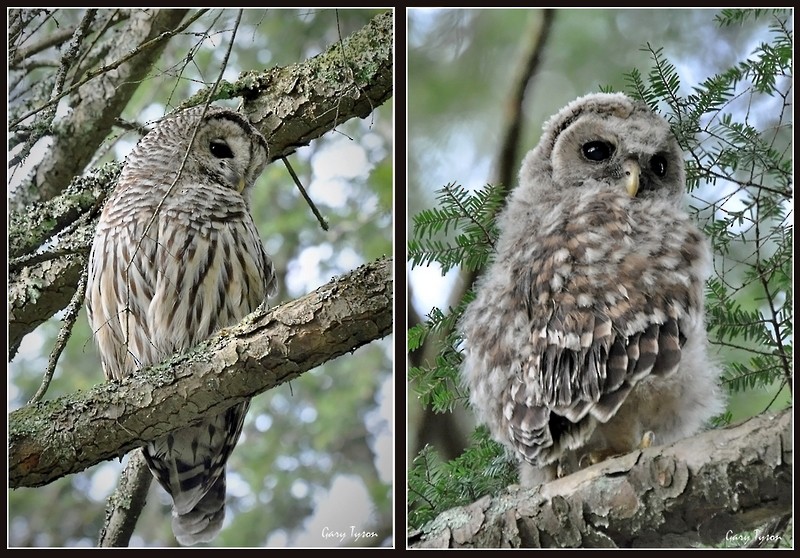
[
  {"x1": 86, "y1": 105, "x2": 277, "y2": 544},
  {"x1": 460, "y1": 92, "x2": 724, "y2": 486}
]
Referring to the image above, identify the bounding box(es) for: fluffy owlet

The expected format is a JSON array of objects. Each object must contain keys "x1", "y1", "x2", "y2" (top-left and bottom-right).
[
  {"x1": 86, "y1": 106, "x2": 277, "y2": 544},
  {"x1": 460, "y1": 92, "x2": 725, "y2": 486}
]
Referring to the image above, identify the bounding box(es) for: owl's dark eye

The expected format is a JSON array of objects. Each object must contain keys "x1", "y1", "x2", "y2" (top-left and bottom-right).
[
  {"x1": 210, "y1": 140, "x2": 234, "y2": 159},
  {"x1": 582, "y1": 141, "x2": 614, "y2": 162},
  {"x1": 650, "y1": 155, "x2": 668, "y2": 177}
]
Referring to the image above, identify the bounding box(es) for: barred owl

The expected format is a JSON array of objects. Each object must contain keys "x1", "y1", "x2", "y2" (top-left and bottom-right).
[
  {"x1": 86, "y1": 105, "x2": 277, "y2": 544},
  {"x1": 460, "y1": 92, "x2": 724, "y2": 486}
]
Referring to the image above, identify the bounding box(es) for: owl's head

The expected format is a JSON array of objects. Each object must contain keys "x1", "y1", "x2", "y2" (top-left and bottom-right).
[
  {"x1": 520, "y1": 92, "x2": 685, "y2": 202},
  {"x1": 184, "y1": 106, "x2": 269, "y2": 195},
  {"x1": 130, "y1": 105, "x2": 269, "y2": 196}
]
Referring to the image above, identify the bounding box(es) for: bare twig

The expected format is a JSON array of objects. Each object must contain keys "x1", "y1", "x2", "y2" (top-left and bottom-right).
[
  {"x1": 282, "y1": 157, "x2": 329, "y2": 231},
  {"x1": 28, "y1": 271, "x2": 89, "y2": 404},
  {"x1": 9, "y1": 10, "x2": 207, "y2": 130}
]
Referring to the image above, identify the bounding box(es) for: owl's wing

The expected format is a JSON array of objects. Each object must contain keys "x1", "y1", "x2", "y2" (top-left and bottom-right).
[
  {"x1": 489, "y1": 187, "x2": 709, "y2": 468},
  {"x1": 505, "y1": 300, "x2": 686, "y2": 466}
]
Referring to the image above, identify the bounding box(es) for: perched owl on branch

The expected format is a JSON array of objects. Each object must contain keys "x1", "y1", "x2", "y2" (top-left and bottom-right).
[
  {"x1": 86, "y1": 106, "x2": 277, "y2": 544},
  {"x1": 460, "y1": 92, "x2": 725, "y2": 486}
]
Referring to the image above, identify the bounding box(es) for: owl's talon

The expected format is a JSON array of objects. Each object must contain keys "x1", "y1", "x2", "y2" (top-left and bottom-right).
[
  {"x1": 578, "y1": 450, "x2": 616, "y2": 469},
  {"x1": 639, "y1": 431, "x2": 655, "y2": 449}
]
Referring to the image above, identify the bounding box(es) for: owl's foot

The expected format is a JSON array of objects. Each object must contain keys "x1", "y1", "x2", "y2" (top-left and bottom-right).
[
  {"x1": 555, "y1": 453, "x2": 579, "y2": 478},
  {"x1": 556, "y1": 461, "x2": 572, "y2": 479},
  {"x1": 639, "y1": 430, "x2": 655, "y2": 449},
  {"x1": 577, "y1": 431, "x2": 657, "y2": 469},
  {"x1": 578, "y1": 450, "x2": 614, "y2": 469}
]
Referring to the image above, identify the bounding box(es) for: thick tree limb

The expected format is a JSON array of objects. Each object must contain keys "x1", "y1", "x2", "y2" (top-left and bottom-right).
[
  {"x1": 7, "y1": 10, "x2": 393, "y2": 358},
  {"x1": 9, "y1": 256, "x2": 393, "y2": 489},
  {"x1": 8, "y1": 163, "x2": 119, "y2": 261},
  {"x1": 8, "y1": 251, "x2": 90, "y2": 361},
  {"x1": 241, "y1": 10, "x2": 393, "y2": 163},
  {"x1": 408, "y1": 408, "x2": 792, "y2": 549}
]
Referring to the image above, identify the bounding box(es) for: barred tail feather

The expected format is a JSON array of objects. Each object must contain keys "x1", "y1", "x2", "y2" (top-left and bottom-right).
[
  {"x1": 172, "y1": 474, "x2": 226, "y2": 546},
  {"x1": 142, "y1": 402, "x2": 249, "y2": 545}
]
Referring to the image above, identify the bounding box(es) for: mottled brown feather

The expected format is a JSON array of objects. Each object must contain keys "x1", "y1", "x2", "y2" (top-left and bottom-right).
[{"x1": 460, "y1": 93, "x2": 724, "y2": 483}]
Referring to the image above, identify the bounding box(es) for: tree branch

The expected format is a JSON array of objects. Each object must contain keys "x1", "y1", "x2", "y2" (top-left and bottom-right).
[
  {"x1": 8, "y1": 249, "x2": 90, "y2": 361},
  {"x1": 408, "y1": 409, "x2": 792, "y2": 549},
  {"x1": 174, "y1": 11, "x2": 393, "y2": 163},
  {"x1": 241, "y1": 9, "x2": 393, "y2": 163},
  {"x1": 97, "y1": 450, "x2": 153, "y2": 547},
  {"x1": 9, "y1": 162, "x2": 118, "y2": 261},
  {"x1": 23, "y1": 10, "x2": 191, "y2": 202},
  {"x1": 9, "y1": 256, "x2": 393, "y2": 489}
]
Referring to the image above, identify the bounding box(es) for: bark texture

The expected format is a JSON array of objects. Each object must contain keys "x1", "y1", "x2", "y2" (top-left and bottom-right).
[
  {"x1": 96, "y1": 450, "x2": 153, "y2": 547},
  {"x1": 409, "y1": 409, "x2": 792, "y2": 549},
  {"x1": 9, "y1": 257, "x2": 393, "y2": 489},
  {"x1": 241, "y1": 9, "x2": 393, "y2": 163}
]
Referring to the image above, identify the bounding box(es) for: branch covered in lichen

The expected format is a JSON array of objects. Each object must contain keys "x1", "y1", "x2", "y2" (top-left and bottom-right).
[{"x1": 9, "y1": 257, "x2": 392, "y2": 489}]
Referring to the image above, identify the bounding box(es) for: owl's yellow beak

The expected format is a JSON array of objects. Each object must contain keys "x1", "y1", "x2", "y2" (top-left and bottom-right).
[
  {"x1": 237, "y1": 177, "x2": 246, "y2": 193},
  {"x1": 622, "y1": 160, "x2": 640, "y2": 197}
]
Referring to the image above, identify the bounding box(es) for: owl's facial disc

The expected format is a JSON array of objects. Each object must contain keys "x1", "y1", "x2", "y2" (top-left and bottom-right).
[{"x1": 622, "y1": 160, "x2": 640, "y2": 197}]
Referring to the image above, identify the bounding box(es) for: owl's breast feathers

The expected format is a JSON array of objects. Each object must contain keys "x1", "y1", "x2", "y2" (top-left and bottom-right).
[
  {"x1": 497, "y1": 191, "x2": 708, "y2": 466},
  {"x1": 88, "y1": 185, "x2": 274, "y2": 381}
]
